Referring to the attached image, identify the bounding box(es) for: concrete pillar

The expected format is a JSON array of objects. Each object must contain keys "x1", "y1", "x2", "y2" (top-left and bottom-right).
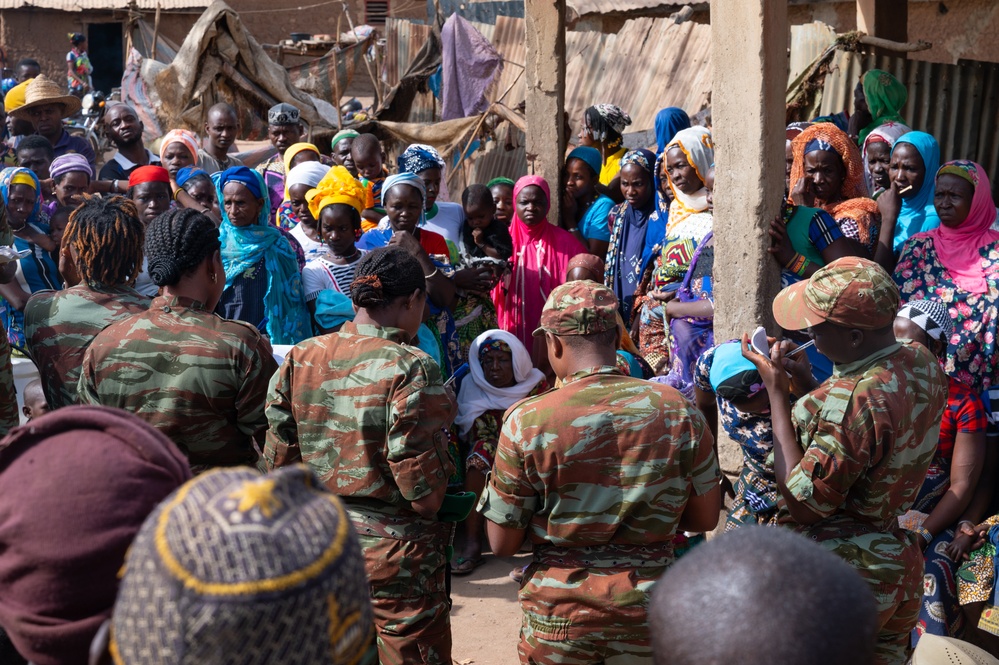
[
  {"x1": 524, "y1": 0, "x2": 566, "y2": 224},
  {"x1": 710, "y1": 0, "x2": 786, "y2": 477},
  {"x1": 856, "y1": 0, "x2": 908, "y2": 54}
]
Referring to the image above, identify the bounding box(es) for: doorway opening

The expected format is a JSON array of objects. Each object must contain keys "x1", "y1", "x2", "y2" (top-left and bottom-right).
[{"x1": 86, "y1": 22, "x2": 124, "y2": 95}]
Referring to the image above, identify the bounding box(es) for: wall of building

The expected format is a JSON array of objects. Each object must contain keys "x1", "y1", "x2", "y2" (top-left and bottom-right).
[{"x1": 787, "y1": 0, "x2": 999, "y2": 65}]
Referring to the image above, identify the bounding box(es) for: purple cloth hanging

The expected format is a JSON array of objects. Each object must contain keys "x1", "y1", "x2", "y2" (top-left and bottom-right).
[{"x1": 440, "y1": 13, "x2": 503, "y2": 121}]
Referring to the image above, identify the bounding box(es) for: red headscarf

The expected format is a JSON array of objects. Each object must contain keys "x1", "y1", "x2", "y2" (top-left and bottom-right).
[
  {"x1": 494, "y1": 175, "x2": 587, "y2": 358},
  {"x1": 128, "y1": 165, "x2": 170, "y2": 188},
  {"x1": 0, "y1": 406, "x2": 191, "y2": 665}
]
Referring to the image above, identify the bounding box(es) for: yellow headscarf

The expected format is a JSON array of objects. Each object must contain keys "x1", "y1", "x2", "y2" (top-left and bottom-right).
[
  {"x1": 4, "y1": 79, "x2": 31, "y2": 112},
  {"x1": 10, "y1": 172, "x2": 36, "y2": 189},
  {"x1": 282, "y1": 142, "x2": 320, "y2": 200},
  {"x1": 307, "y1": 165, "x2": 366, "y2": 220}
]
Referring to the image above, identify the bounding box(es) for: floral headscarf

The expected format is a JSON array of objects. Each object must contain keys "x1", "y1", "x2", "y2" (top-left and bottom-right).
[{"x1": 398, "y1": 144, "x2": 445, "y2": 175}]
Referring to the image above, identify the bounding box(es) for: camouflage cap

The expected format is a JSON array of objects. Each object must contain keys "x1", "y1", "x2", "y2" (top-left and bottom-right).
[
  {"x1": 773, "y1": 256, "x2": 900, "y2": 331},
  {"x1": 533, "y1": 280, "x2": 620, "y2": 337}
]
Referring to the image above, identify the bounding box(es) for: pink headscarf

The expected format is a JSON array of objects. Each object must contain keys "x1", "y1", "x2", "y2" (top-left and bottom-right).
[
  {"x1": 159, "y1": 128, "x2": 200, "y2": 164},
  {"x1": 494, "y1": 175, "x2": 587, "y2": 358},
  {"x1": 926, "y1": 161, "x2": 999, "y2": 295}
]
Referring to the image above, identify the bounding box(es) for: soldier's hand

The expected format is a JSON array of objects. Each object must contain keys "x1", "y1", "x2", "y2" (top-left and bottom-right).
[{"x1": 740, "y1": 333, "x2": 790, "y2": 396}]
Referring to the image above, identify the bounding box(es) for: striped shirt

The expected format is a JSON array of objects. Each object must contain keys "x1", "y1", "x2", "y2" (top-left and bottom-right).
[{"x1": 302, "y1": 253, "x2": 365, "y2": 301}]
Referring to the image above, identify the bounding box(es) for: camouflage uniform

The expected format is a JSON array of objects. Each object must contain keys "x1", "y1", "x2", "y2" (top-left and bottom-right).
[
  {"x1": 77, "y1": 295, "x2": 276, "y2": 468},
  {"x1": 0, "y1": 321, "x2": 16, "y2": 436},
  {"x1": 480, "y1": 281, "x2": 721, "y2": 665},
  {"x1": 24, "y1": 284, "x2": 150, "y2": 409},
  {"x1": 770, "y1": 257, "x2": 949, "y2": 665},
  {"x1": 263, "y1": 321, "x2": 456, "y2": 665}
]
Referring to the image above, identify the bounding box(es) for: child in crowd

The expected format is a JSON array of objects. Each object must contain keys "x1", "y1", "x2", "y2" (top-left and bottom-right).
[
  {"x1": 21, "y1": 379, "x2": 48, "y2": 421},
  {"x1": 47, "y1": 206, "x2": 71, "y2": 266},
  {"x1": 177, "y1": 167, "x2": 220, "y2": 220},
  {"x1": 487, "y1": 177, "x2": 514, "y2": 225},
  {"x1": 350, "y1": 133, "x2": 387, "y2": 231},
  {"x1": 563, "y1": 146, "x2": 614, "y2": 255},
  {"x1": 459, "y1": 184, "x2": 512, "y2": 262},
  {"x1": 300, "y1": 166, "x2": 367, "y2": 332}
]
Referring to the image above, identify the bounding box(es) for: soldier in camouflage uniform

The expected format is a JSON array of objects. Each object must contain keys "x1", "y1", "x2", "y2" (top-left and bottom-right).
[
  {"x1": 264, "y1": 246, "x2": 456, "y2": 665},
  {"x1": 480, "y1": 280, "x2": 722, "y2": 665},
  {"x1": 0, "y1": 206, "x2": 23, "y2": 435},
  {"x1": 742, "y1": 257, "x2": 949, "y2": 665},
  {"x1": 78, "y1": 209, "x2": 275, "y2": 469},
  {"x1": 24, "y1": 196, "x2": 150, "y2": 409}
]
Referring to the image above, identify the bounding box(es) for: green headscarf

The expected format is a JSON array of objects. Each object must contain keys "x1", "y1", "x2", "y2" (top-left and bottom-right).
[{"x1": 859, "y1": 69, "x2": 907, "y2": 142}]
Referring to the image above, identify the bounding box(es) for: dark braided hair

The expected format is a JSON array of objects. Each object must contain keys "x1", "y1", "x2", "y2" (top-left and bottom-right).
[
  {"x1": 144, "y1": 208, "x2": 221, "y2": 287},
  {"x1": 350, "y1": 246, "x2": 425, "y2": 309},
  {"x1": 62, "y1": 195, "x2": 144, "y2": 287}
]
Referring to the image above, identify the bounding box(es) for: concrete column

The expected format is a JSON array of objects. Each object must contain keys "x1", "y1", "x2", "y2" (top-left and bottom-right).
[
  {"x1": 710, "y1": 0, "x2": 786, "y2": 477},
  {"x1": 524, "y1": 0, "x2": 566, "y2": 224},
  {"x1": 857, "y1": 0, "x2": 908, "y2": 54}
]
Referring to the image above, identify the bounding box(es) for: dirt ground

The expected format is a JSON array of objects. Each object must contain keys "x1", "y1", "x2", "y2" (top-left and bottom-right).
[{"x1": 450, "y1": 552, "x2": 530, "y2": 665}]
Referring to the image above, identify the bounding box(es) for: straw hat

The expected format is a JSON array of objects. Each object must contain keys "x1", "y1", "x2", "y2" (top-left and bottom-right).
[
  {"x1": 911, "y1": 634, "x2": 999, "y2": 665},
  {"x1": 9, "y1": 75, "x2": 81, "y2": 120}
]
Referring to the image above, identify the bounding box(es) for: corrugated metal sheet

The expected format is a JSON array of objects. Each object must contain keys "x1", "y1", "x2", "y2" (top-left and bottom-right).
[
  {"x1": 382, "y1": 17, "x2": 431, "y2": 87},
  {"x1": 565, "y1": 0, "x2": 699, "y2": 19},
  {"x1": 815, "y1": 50, "x2": 999, "y2": 197},
  {"x1": 0, "y1": 0, "x2": 206, "y2": 8},
  {"x1": 788, "y1": 21, "x2": 837, "y2": 86},
  {"x1": 432, "y1": 0, "x2": 523, "y2": 24}
]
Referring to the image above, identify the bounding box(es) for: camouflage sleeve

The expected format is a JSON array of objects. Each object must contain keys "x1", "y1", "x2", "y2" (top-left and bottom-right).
[
  {"x1": 385, "y1": 358, "x2": 456, "y2": 501},
  {"x1": 682, "y1": 405, "x2": 722, "y2": 496},
  {"x1": 76, "y1": 345, "x2": 100, "y2": 406},
  {"x1": 262, "y1": 353, "x2": 302, "y2": 469},
  {"x1": 0, "y1": 334, "x2": 17, "y2": 436},
  {"x1": 478, "y1": 409, "x2": 540, "y2": 529},
  {"x1": 234, "y1": 332, "x2": 278, "y2": 440},
  {"x1": 785, "y1": 417, "x2": 870, "y2": 518}
]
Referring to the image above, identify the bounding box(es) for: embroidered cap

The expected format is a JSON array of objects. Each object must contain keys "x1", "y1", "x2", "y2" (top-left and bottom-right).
[
  {"x1": 268, "y1": 102, "x2": 301, "y2": 126},
  {"x1": 533, "y1": 279, "x2": 619, "y2": 337},
  {"x1": 109, "y1": 465, "x2": 374, "y2": 665}
]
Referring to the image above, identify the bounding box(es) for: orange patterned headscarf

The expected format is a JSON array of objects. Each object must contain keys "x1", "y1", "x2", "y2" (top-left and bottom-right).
[
  {"x1": 789, "y1": 123, "x2": 868, "y2": 205},
  {"x1": 789, "y1": 123, "x2": 879, "y2": 245}
]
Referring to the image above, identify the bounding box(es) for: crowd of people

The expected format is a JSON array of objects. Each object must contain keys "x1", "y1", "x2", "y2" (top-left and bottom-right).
[{"x1": 0, "y1": 62, "x2": 997, "y2": 665}]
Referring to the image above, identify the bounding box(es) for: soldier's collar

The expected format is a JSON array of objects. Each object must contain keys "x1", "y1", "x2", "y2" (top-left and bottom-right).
[
  {"x1": 560, "y1": 365, "x2": 622, "y2": 386},
  {"x1": 154, "y1": 294, "x2": 208, "y2": 311},
  {"x1": 349, "y1": 322, "x2": 411, "y2": 345}
]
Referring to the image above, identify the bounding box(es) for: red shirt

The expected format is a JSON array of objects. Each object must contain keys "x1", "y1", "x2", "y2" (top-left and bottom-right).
[{"x1": 936, "y1": 377, "x2": 988, "y2": 463}]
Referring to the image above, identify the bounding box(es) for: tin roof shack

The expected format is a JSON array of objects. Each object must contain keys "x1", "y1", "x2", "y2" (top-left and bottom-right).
[
  {"x1": 0, "y1": 0, "x2": 375, "y2": 95},
  {"x1": 0, "y1": 0, "x2": 207, "y2": 94}
]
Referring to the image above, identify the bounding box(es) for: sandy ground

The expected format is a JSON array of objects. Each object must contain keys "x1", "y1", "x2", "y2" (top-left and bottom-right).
[{"x1": 450, "y1": 552, "x2": 530, "y2": 665}]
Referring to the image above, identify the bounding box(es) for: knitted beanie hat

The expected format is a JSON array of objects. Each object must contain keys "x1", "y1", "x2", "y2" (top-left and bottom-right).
[{"x1": 110, "y1": 465, "x2": 375, "y2": 665}]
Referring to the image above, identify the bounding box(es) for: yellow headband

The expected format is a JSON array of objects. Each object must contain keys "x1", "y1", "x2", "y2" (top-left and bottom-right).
[
  {"x1": 10, "y1": 172, "x2": 36, "y2": 190},
  {"x1": 307, "y1": 165, "x2": 366, "y2": 219}
]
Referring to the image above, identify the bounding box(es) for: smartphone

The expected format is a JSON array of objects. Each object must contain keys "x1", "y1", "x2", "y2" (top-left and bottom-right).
[{"x1": 751, "y1": 326, "x2": 770, "y2": 356}]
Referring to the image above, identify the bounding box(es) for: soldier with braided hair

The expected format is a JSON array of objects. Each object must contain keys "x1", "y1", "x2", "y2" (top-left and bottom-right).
[
  {"x1": 265, "y1": 245, "x2": 458, "y2": 665},
  {"x1": 79, "y1": 208, "x2": 277, "y2": 471},
  {"x1": 24, "y1": 195, "x2": 149, "y2": 409}
]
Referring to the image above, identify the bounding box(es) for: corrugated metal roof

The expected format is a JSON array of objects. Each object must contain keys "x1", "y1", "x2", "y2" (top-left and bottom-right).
[
  {"x1": 0, "y1": 0, "x2": 207, "y2": 9},
  {"x1": 815, "y1": 49, "x2": 999, "y2": 198},
  {"x1": 565, "y1": 0, "x2": 701, "y2": 19},
  {"x1": 382, "y1": 17, "x2": 431, "y2": 87}
]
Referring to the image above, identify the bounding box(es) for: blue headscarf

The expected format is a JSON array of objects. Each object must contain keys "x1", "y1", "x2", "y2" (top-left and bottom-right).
[
  {"x1": 0, "y1": 167, "x2": 42, "y2": 226},
  {"x1": 314, "y1": 289, "x2": 355, "y2": 331},
  {"x1": 613, "y1": 149, "x2": 659, "y2": 316},
  {"x1": 566, "y1": 146, "x2": 602, "y2": 178},
  {"x1": 176, "y1": 166, "x2": 210, "y2": 188},
  {"x1": 654, "y1": 107, "x2": 691, "y2": 155},
  {"x1": 398, "y1": 145, "x2": 445, "y2": 175},
  {"x1": 214, "y1": 167, "x2": 310, "y2": 344},
  {"x1": 893, "y1": 131, "x2": 941, "y2": 252}
]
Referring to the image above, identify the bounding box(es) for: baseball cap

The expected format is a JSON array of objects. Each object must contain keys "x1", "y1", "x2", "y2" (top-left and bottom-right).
[
  {"x1": 533, "y1": 280, "x2": 619, "y2": 337},
  {"x1": 772, "y1": 256, "x2": 899, "y2": 331}
]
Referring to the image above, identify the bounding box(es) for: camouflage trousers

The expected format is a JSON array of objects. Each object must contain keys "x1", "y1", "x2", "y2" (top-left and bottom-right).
[
  {"x1": 0, "y1": 334, "x2": 16, "y2": 436},
  {"x1": 356, "y1": 529, "x2": 452, "y2": 665},
  {"x1": 873, "y1": 582, "x2": 920, "y2": 665},
  {"x1": 518, "y1": 617, "x2": 651, "y2": 665}
]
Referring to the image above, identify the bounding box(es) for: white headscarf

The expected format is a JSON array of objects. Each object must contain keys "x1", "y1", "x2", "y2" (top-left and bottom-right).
[
  {"x1": 287, "y1": 161, "x2": 331, "y2": 190},
  {"x1": 664, "y1": 126, "x2": 714, "y2": 232},
  {"x1": 454, "y1": 330, "x2": 545, "y2": 436},
  {"x1": 861, "y1": 121, "x2": 911, "y2": 196}
]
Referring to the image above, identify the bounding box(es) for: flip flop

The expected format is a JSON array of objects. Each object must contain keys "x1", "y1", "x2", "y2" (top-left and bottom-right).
[{"x1": 452, "y1": 556, "x2": 486, "y2": 576}]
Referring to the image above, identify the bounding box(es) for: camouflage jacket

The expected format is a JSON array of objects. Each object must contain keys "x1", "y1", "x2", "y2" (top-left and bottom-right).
[
  {"x1": 24, "y1": 284, "x2": 150, "y2": 409},
  {"x1": 263, "y1": 322, "x2": 456, "y2": 527},
  {"x1": 480, "y1": 365, "x2": 720, "y2": 638},
  {"x1": 78, "y1": 295, "x2": 276, "y2": 467},
  {"x1": 781, "y1": 341, "x2": 948, "y2": 588},
  {"x1": 0, "y1": 332, "x2": 16, "y2": 436}
]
